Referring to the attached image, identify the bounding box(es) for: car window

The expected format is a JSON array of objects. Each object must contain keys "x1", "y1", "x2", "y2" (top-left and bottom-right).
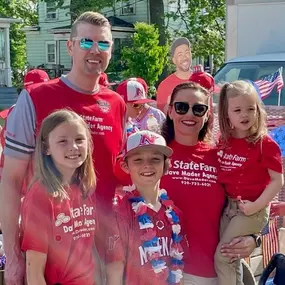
[{"x1": 214, "y1": 61, "x2": 285, "y2": 106}]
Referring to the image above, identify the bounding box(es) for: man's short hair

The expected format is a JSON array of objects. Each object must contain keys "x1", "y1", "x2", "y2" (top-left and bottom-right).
[
  {"x1": 70, "y1": 11, "x2": 111, "y2": 39},
  {"x1": 170, "y1": 37, "x2": 191, "y2": 57}
]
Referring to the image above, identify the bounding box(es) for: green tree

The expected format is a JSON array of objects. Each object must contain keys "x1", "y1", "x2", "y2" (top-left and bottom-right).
[
  {"x1": 0, "y1": 0, "x2": 38, "y2": 86},
  {"x1": 166, "y1": 0, "x2": 226, "y2": 69},
  {"x1": 121, "y1": 22, "x2": 168, "y2": 93}
]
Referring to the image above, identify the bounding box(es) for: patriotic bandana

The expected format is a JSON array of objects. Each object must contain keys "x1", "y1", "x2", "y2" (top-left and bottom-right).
[{"x1": 129, "y1": 189, "x2": 184, "y2": 284}]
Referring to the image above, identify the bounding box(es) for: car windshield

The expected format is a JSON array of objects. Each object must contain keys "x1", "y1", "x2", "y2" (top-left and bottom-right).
[{"x1": 214, "y1": 61, "x2": 285, "y2": 106}]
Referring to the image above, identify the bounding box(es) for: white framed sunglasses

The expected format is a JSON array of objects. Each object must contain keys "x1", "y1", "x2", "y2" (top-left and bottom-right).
[{"x1": 73, "y1": 37, "x2": 112, "y2": 52}]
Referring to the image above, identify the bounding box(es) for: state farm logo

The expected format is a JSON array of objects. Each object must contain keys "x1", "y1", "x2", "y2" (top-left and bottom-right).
[
  {"x1": 217, "y1": 150, "x2": 223, "y2": 158},
  {"x1": 96, "y1": 99, "x2": 110, "y2": 113},
  {"x1": 55, "y1": 213, "x2": 71, "y2": 227}
]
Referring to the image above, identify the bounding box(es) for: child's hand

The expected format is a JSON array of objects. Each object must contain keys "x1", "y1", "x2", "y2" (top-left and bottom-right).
[
  {"x1": 238, "y1": 199, "x2": 259, "y2": 216},
  {"x1": 270, "y1": 202, "x2": 285, "y2": 217}
]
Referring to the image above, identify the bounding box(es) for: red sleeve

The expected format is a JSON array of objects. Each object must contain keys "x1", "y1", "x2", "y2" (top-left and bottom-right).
[
  {"x1": 105, "y1": 201, "x2": 130, "y2": 264},
  {"x1": 261, "y1": 135, "x2": 283, "y2": 173},
  {"x1": 114, "y1": 156, "x2": 132, "y2": 186},
  {"x1": 21, "y1": 182, "x2": 52, "y2": 254}
]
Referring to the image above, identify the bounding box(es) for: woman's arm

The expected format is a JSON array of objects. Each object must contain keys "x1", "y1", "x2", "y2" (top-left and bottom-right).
[
  {"x1": 239, "y1": 169, "x2": 284, "y2": 215},
  {"x1": 106, "y1": 261, "x2": 124, "y2": 285},
  {"x1": 26, "y1": 250, "x2": 47, "y2": 285}
]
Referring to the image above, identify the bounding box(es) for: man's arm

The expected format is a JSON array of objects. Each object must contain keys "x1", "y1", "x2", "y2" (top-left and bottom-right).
[
  {"x1": 0, "y1": 157, "x2": 30, "y2": 283},
  {"x1": 0, "y1": 89, "x2": 36, "y2": 285}
]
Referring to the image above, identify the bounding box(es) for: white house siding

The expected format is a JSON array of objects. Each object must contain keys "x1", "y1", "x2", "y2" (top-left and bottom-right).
[
  {"x1": 101, "y1": 0, "x2": 149, "y2": 24},
  {"x1": 25, "y1": 0, "x2": 71, "y2": 67},
  {"x1": 38, "y1": 0, "x2": 70, "y2": 30},
  {"x1": 26, "y1": 31, "x2": 54, "y2": 67},
  {"x1": 59, "y1": 40, "x2": 71, "y2": 69}
]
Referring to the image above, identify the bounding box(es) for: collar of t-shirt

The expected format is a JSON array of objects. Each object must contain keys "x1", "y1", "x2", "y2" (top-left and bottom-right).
[{"x1": 60, "y1": 75, "x2": 100, "y2": 95}]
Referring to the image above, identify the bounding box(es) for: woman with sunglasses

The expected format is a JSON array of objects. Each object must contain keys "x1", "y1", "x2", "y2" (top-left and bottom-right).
[{"x1": 160, "y1": 82, "x2": 257, "y2": 285}]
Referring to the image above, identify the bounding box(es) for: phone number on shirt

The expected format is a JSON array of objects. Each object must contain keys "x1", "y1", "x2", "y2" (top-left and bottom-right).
[{"x1": 181, "y1": 181, "x2": 211, "y2": 187}]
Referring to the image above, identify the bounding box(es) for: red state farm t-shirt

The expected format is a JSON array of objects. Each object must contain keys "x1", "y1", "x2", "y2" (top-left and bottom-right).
[
  {"x1": 27, "y1": 79, "x2": 126, "y2": 207},
  {"x1": 21, "y1": 181, "x2": 97, "y2": 285},
  {"x1": 160, "y1": 141, "x2": 225, "y2": 278},
  {"x1": 156, "y1": 74, "x2": 190, "y2": 112},
  {"x1": 217, "y1": 135, "x2": 283, "y2": 201},
  {"x1": 106, "y1": 191, "x2": 188, "y2": 285}
]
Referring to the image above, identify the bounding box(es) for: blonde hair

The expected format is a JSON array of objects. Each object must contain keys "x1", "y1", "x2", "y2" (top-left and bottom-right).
[
  {"x1": 71, "y1": 11, "x2": 111, "y2": 39},
  {"x1": 32, "y1": 109, "x2": 96, "y2": 200},
  {"x1": 218, "y1": 80, "x2": 267, "y2": 144}
]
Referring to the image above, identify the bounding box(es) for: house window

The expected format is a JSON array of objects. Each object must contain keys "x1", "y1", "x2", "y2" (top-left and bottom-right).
[
  {"x1": 46, "y1": 41, "x2": 56, "y2": 64},
  {"x1": 45, "y1": 2, "x2": 58, "y2": 20},
  {"x1": 120, "y1": 0, "x2": 135, "y2": 15}
]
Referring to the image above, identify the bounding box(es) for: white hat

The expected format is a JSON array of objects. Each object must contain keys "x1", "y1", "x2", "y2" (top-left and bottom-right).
[
  {"x1": 116, "y1": 78, "x2": 154, "y2": 104},
  {"x1": 123, "y1": 130, "x2": 173, "y2": 158}
]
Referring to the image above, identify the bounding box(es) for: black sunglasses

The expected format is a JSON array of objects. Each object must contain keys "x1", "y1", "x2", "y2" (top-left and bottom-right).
[{"x1": 172, "y1": 102, "x2": 208, "y2": 117}]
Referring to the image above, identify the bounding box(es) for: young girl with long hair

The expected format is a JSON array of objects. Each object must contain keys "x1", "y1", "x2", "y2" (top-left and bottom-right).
[
  {"x1": 21, "y1": 109, "x2": 98, "y2": 285},
  {"x1": 215, "y1": 80, "x2": 284, "y2": 285}
]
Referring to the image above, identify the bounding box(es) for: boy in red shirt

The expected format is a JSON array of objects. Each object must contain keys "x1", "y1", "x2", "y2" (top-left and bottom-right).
[
  {"x1": 106, "y1": 130, "x2": 187, "y2": 285},
  {"x1": 215, "y1": 80, "x2": 284, "y2": 285}
]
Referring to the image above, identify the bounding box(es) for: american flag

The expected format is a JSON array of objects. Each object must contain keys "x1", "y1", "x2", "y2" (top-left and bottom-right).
[
  {"x1": 262, "y1": 217, "x2": 279, "y2": 268},
  {"x1": 255, "y1": 67, "x2": 284, "y2": 100}
]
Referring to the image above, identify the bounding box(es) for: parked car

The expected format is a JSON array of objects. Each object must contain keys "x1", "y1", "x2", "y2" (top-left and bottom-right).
[{"x1": 213, "y1": 53, "x2": 285, "y2": 106}]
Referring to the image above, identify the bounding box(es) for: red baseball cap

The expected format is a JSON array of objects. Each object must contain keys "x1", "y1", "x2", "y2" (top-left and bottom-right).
[
  {"x1": 0, "y1": 108, "x2": 10, "y2": 119},
  {"x1": 23, "y1": 69, "x2": 50, "y2": 87},
  {"x1": 99, "y1": 72, "x2": 116, "y2": 87},
  {"x1": 116, "y1": 78, "x2": 153, "y2": 104},
  {"x1": 189, "y1": 65, "x2": 215, "y2": 92}
]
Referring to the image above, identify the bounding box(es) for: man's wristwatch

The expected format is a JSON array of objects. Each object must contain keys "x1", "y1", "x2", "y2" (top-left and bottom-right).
[{"x1": 250, "y1": 234, "x2": 262, "y2": 247}]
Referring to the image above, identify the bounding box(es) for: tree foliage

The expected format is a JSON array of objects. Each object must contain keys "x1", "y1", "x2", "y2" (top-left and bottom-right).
[
  {"x1": 0, "y1": 0, "x2": 38, "y2": 86},
  {"x1": 121, "y1": 22, "x2": 168, "y2": 91},
  {"x1": 166, "y1": 0, "x2": 226, "y2": 68}
]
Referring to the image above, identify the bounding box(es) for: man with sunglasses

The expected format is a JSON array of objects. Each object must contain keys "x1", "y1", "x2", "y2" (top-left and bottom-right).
[
  {"x1": 0, "y1": 11, "x2": 125, "y2": 285},
  {"x1": 157, "y1": 37, "x2": 192, "y2": 114}
]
